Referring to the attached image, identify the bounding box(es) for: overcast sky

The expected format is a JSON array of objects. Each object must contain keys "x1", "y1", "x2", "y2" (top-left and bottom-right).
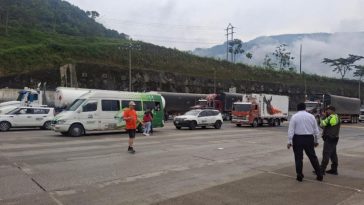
[{"x1": 66, "y1": 0, "x2": 364, "y2": 50}]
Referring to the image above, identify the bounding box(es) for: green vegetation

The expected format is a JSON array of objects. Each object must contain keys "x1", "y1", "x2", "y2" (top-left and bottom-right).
[{"x1": 0, "y1": 0, "x2": 360, "y2": 96}]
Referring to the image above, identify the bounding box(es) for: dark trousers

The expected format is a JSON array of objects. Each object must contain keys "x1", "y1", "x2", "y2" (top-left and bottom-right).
[
  {"x1": 293, "y1": 135, "x2": 322, "y2": 177},
  {"x1": 321, "y1": 138, "x2": 339, "y2": 171}
]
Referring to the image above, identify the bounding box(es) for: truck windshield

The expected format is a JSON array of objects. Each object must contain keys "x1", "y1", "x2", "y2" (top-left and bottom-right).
[
  {"x1": 305, "y1": 103, "x2": 319, "y2": 109},
  {"x1": 233, "y1": 104, "x2": 251, "y2": 112},
  {"x1": 66, "y1": 99, "x2": 86, "y2": 111},
  {"x1": 185, "y1": 110, "x2": 200, "y2": 116}
]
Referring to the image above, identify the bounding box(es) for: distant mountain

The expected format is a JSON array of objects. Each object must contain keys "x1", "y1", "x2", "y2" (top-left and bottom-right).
[{"x1": 193, "y1": 32, "x2": 364, "y2": 77}]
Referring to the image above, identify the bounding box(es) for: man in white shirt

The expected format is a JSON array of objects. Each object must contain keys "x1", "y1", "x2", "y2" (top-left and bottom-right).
[{"x1": 288, "y1": 103, "x2": 323, "y2": 182}]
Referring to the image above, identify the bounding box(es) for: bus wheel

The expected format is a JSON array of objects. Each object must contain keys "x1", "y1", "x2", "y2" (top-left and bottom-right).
[{"x1": 69, "y1": 124, "x2": 84, "y2": 137}]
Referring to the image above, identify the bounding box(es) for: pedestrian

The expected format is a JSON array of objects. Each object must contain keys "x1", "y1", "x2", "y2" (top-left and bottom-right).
[
  {"x1": 123, "y1": 101, "x2": 141, "y2": 154},
  {"x1": 288, "y1": 102, "x2": 323, "y2": 182},
  {"x1": 319, "y1": 105, "x2": 340, "y2": 175},
  {"x1": 143, "y1": 109, "x2": 153, "y2": 136}
]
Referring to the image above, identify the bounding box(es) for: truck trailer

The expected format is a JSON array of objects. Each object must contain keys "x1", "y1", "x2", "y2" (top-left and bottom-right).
[
  {"x1": 305, "y1": 94, "x2": 361, "y2": 123},
  {"x1": 231, "y1": 93, "x2": 289, "y2": 127}
]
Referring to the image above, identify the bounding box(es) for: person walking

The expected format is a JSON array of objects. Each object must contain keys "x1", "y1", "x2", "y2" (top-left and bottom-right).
[
  {"x1": 123, "y1": 101, "x2": 141, "y2": 154},
  {"x1": 320, "y1": 105, "x2": 340, "y2": 175},
  {"x1": 143, "y1": 109, "x2": 153, "y2": 136},
  {"x1": 288, "y1": 103, "x2": 323, "y2": 182}
]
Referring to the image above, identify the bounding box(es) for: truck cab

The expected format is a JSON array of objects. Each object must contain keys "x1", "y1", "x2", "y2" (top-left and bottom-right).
[
  {"x1": 359, "y1": 109, "x2": 364, "y2": 122},
  {"x1": 231, "y1": 102, "x2": 259, "y2": 127},
  {"x1": 0, "y1": 88, "x2": 44, "y2": 114}
]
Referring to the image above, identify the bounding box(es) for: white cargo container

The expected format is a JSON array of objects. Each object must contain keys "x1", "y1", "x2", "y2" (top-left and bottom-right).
[
  {"x1": 231, "y1": 93, "x2": 289, "y2": 127},
  {"x1": 54, "y1": 87, "x2": 93, "y2": 109}
]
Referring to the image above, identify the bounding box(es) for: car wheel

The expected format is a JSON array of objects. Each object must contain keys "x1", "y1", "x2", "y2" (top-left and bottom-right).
[
  {"x1": 202, "y1": 126, "x2": 207, "y2": 129},
  {"x1": 251, "y1": 119, "x2": 258, "y2": 128},
  {"x1": 69, "y1": 124, "x2": 84, "y2": 137},
  {"x1": 214, "y1": 120, "x2": 222, "y2": 129},
  {"x1": 0, "y1": 121, "x2": 11, "y2": 131},
  {"x1": 189, "y1": 121, "x2": 197, "y2": 130},
  {"x1": 61, "y1": 132, "x2": 69, "y2": 136},
  {"x1": 175, "y1": 126, "x2": 181, "y2": 130},
  {"x1": 42, "y1": 121, "x2": 52, "y2": 130}
]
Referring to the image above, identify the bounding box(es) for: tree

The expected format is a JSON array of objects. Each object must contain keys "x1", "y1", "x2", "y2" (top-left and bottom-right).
[
  {"x1": 322, "y1": 54, "x2": 364, "y2": 80},
  {"x1": 272, "y1": 44, "x2": 295, "y2": 71},
  {"x1": 354, "y1": 65, "x2": 364, "y2": 100},
  {"x1": 228, "y1": 39, "x2": 252, "y2": 63},
  {"x1": 263, "y1": 54, "x2": 276, "y2": 70},
  {"x1": 86, "y1": 11, "x2": 99, "y2": 19}
]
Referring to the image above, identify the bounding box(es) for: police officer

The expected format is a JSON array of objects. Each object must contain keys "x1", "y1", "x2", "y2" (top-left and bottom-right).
[{"x1": 320, "y1": 105, "x2": 340, "y2": 175}]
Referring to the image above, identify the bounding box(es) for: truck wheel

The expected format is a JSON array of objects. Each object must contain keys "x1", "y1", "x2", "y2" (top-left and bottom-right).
[
  {"x1": 69, "y1": 124, "x2": 84, "y2": 137},
  {"x1": 42, "y1": 121, "x2": 52, "y2": 130},
  {"x1": 251, "y1": 119, "x2": 258, "y2": 128},
  {"x1": 189, "y1": 121, "x2": 197, "y2": 130},
  {"x1": 236, "y1": 124, "x2": 242, "y2": 127},
  {"x1": 274, "y1": 119, "x2": 280, "y2": 127},
  {"x1": 214, "y1": 121, "x2": 222, "y2": 129},
  {"x1": 0, "y1": 121, "x2": 11, "y2": 131}
]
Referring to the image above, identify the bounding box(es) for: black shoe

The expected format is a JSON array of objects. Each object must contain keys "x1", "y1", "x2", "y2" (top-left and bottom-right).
[
  {"x1": 128, "y1": 147, "x2": 136, "y2": 154},
  {"x1": 316, "y1": 175, "x2": 323, "y2": 181},
  {"x1": 296, "y1": 174, "x2": 304, "y2": 182},
  {"x1": 326, "y1": 170, "x2": 338, "y2": 175}
]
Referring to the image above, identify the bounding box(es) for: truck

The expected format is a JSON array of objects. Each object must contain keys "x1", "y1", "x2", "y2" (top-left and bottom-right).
[
  {"x1": 0, "y1": 85, "x2": 47, "y2": 114},
  {"x1": 198, "y1": 92, "x2": 245, "y2": 120},
  {"x1": 158, "y1": 92, "x2": 208, "y2": 120},
  {"x1": 305, "y1": 94, "x2": 361, "y2": 123},
  {"x1": 231, "y1": 93, "x2": 289, "y2": 127}
]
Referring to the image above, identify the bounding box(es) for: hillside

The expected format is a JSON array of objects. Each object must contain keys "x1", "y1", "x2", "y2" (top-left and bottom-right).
[
  {"x1": 193, "y1": 32, "x2": 364, "y2": 78},
  {"x1": 0, "y1": 0, "x2": 362, "y2": 103}
]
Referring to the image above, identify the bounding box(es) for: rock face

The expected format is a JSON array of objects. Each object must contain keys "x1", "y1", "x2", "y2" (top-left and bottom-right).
[{"x1": 0, "y1": 63, "x2": 361, "y2": 109}]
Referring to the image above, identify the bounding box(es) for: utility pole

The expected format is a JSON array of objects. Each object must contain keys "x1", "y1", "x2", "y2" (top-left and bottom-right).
[
  {"x1": 119, "y1": 42, "x2": 141, "y2": 92},
  {"x1": 225, "y1": 23, "x2": 234, "y2": 62},
  {"x1": 299, "y1": 44, "x2": 302, "y2": 74}
]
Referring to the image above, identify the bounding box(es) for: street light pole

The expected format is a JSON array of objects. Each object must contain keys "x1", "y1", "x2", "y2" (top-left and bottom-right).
[{"x1": 129, "y1": 47, "x2": 132, "y2": 92}]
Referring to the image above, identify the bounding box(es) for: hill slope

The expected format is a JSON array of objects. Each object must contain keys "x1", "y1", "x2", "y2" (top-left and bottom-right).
[{"x1": 193, "y1": 32, "x2": 364, "y2": 77}]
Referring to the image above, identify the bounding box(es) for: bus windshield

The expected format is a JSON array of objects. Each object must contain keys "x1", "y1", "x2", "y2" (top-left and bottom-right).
[
  {"x1": 233, "y1": 104, "x2": 251, "y2": 112},
  {"x1": 66, "y1": 99, "x2": 86, "y2": 111}
]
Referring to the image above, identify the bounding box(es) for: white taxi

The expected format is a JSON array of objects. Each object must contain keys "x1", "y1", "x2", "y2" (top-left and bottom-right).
[{"x1": 0, "y1": 107, "x2": 54, "y2": 131}]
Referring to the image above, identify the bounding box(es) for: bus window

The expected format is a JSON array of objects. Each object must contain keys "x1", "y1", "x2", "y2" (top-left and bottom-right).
[
  {"x1": 121, "y1": 100, "x2": 142, "y2": 111},
  {"x1": 102, "y1": 100, "x2": 120, "y2": 111},
  {"x1": 143, "y1": 101, "x2": 156, "y2": 111}
]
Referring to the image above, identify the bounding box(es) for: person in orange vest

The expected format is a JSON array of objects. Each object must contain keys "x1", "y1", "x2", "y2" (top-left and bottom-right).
[{"x1": 123, "y1": 101, "x2": 142, "y2": 154}]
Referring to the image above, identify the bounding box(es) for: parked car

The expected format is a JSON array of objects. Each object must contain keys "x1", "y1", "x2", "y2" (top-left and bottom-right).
[
  {"x1": 173, "y1": 109, "x2": 223, "y2": 130},
  {"x1": 0, "y1": 107, "x2": 54, "y2": 131}
]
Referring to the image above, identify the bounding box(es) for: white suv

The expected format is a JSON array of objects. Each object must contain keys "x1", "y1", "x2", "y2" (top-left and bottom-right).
[
  {"x1": 0, "y1": 107, "x2": 54, "y2": 131},
  {"x1": 173, "y1": 109, "x2": 223, "y2": 130}
]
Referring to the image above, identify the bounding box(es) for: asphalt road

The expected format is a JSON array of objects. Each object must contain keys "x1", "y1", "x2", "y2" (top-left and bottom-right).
[{"x1": 0, "y1": 122, "x2": 363, "y2": 205}]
